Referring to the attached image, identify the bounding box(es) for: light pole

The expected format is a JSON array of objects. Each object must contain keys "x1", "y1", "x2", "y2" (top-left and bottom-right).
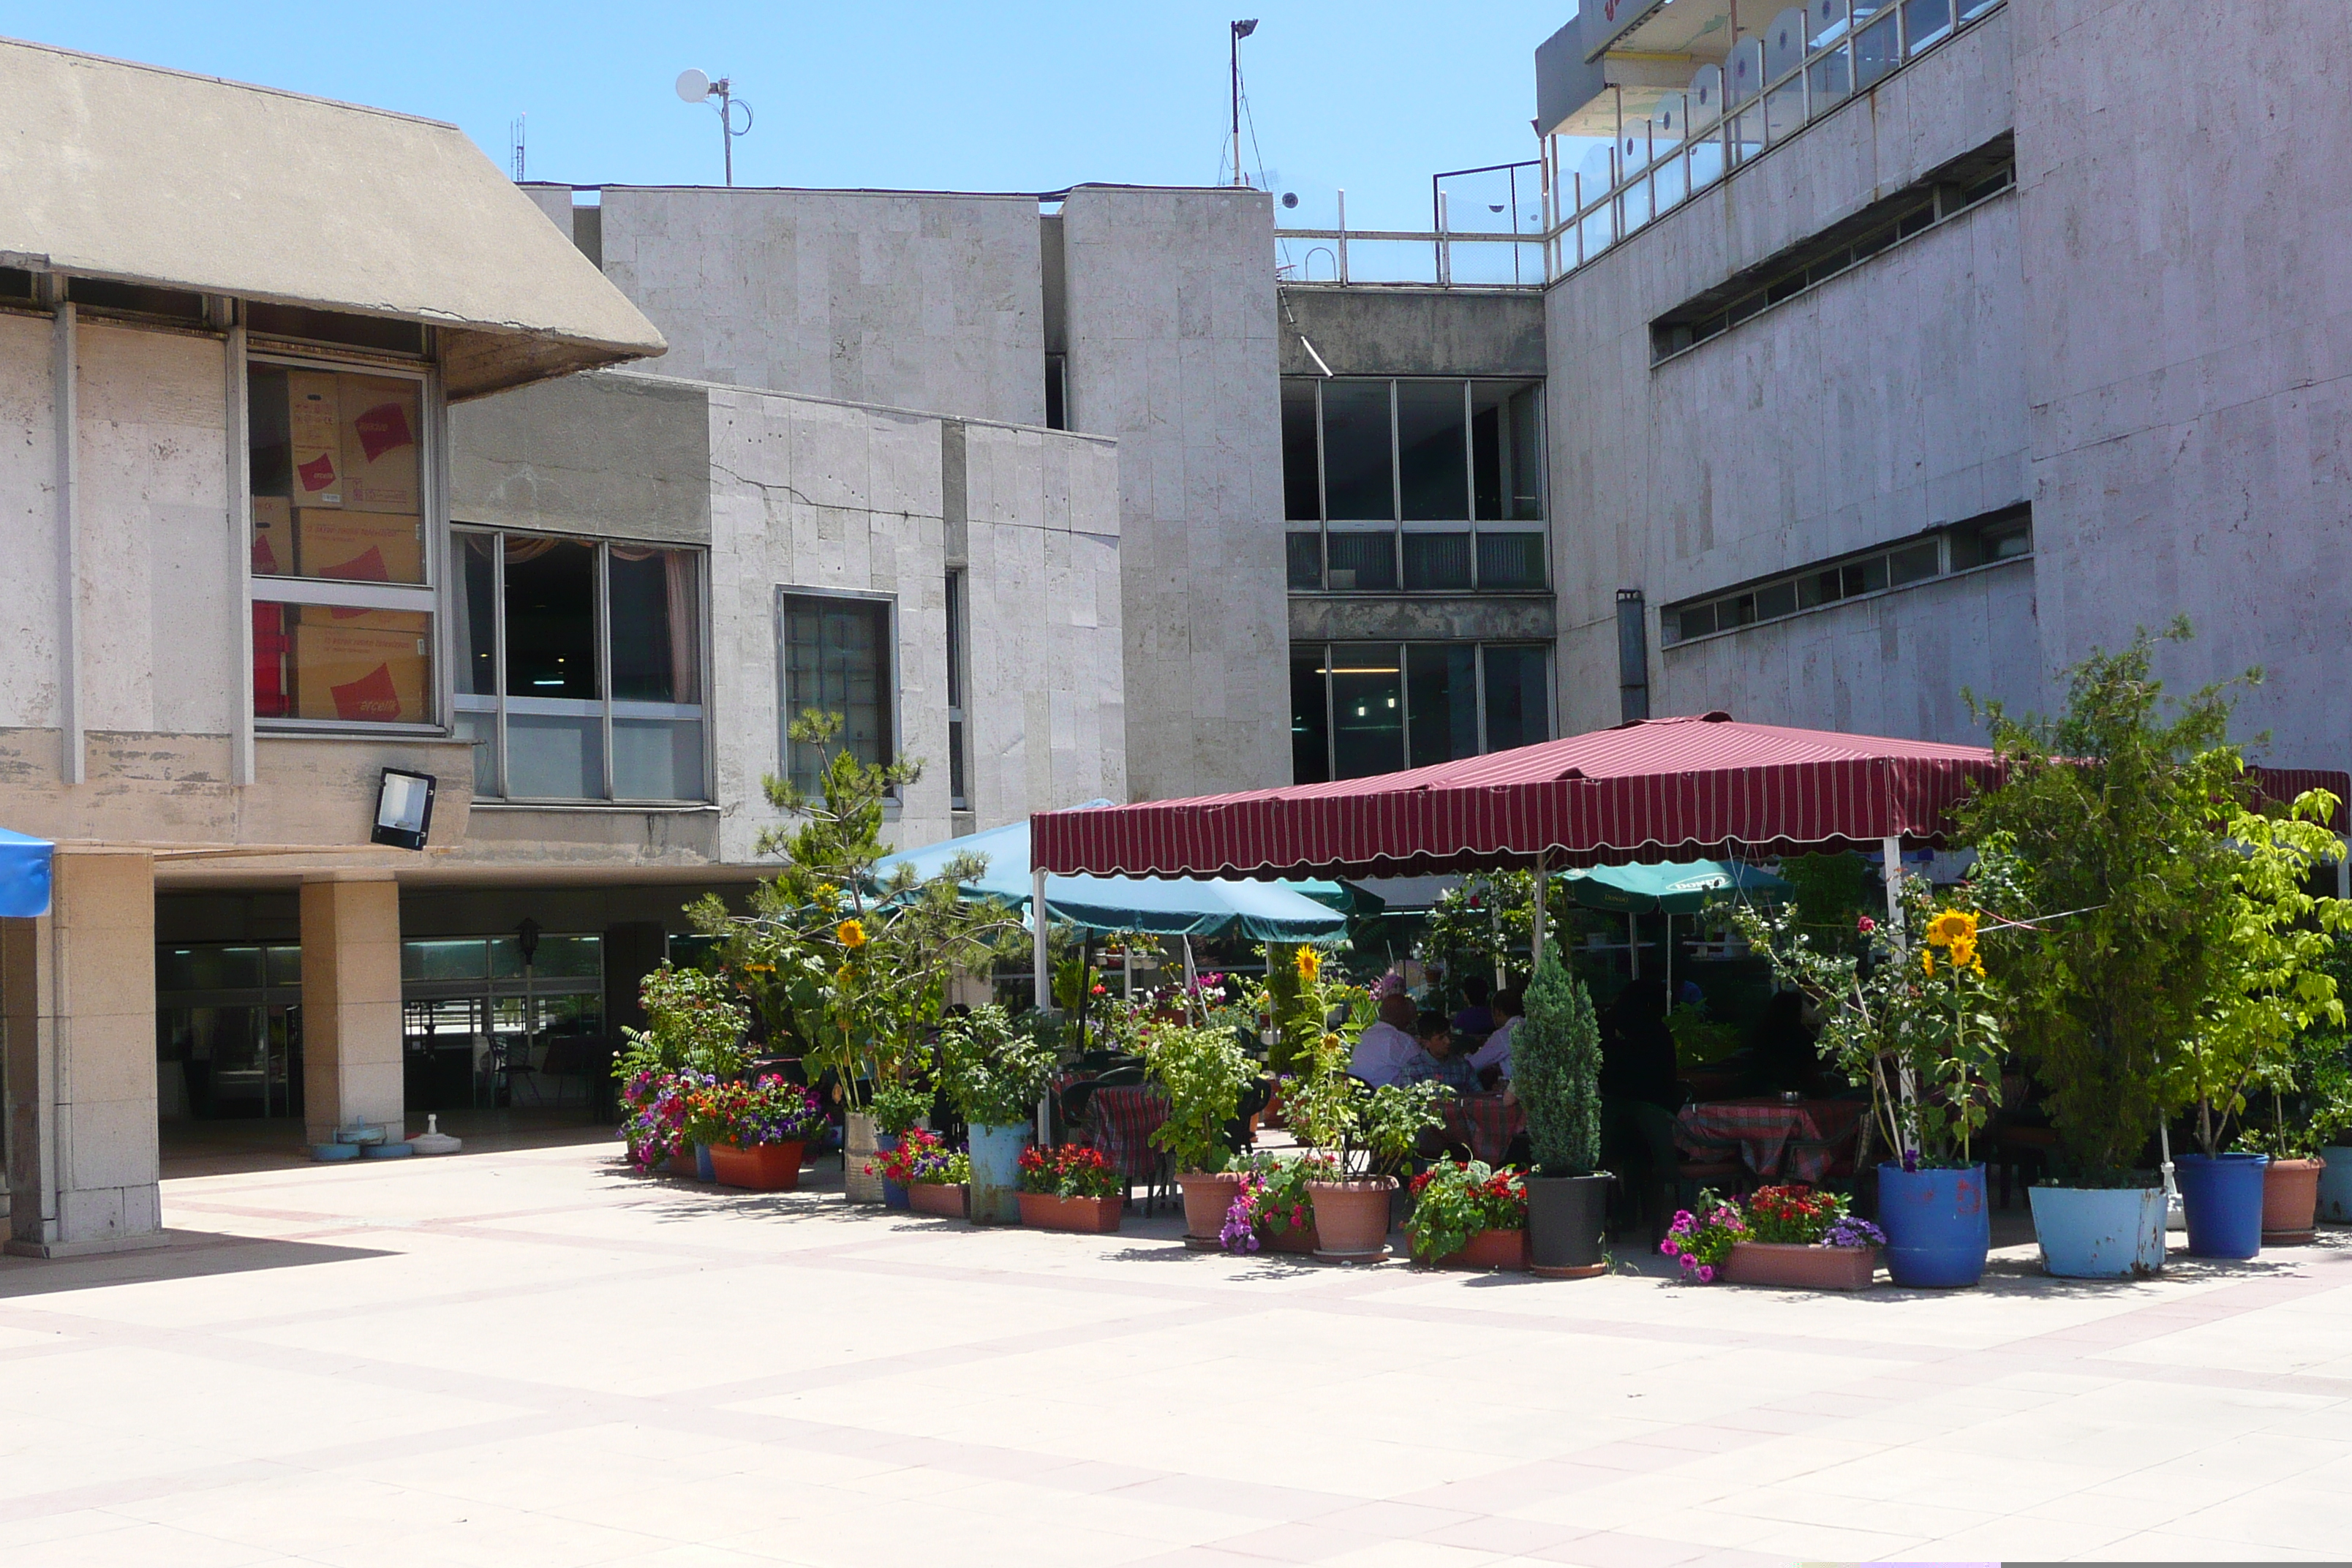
[
  {"x1": 676, "y1": 68, "x2": 754, "y2": 186},
  {"x1": 1229, "y1": 19, "x2": 1257, "y2": 187}
]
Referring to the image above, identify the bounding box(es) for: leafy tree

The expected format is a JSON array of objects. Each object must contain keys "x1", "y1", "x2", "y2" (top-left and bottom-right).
[
  {"x1": 1144, "y1": 1022, "x2": 1256, "y2": 1175},
  {"x1": 1958, "y1": 625, "x2": 2258, "y2": 1179},
  {"x1": 1515, "y1": 953, "x2": 1602, "y2": 1177},
  {"x1": 612, "y1": 963, "x2": 749, "y2": 1085},
  {"x1": 934, "y1": 1004, "x2": 1060, "y2": 1128}
]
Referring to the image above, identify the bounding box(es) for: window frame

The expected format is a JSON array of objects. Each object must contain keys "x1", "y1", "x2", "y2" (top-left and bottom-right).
[
  {"x1": 249, "y1": 349, "x2": 444, "y2": 736},
  {"x1": 774, "y1": 585, "x2": 902, "y2": 803},
  {"x1": 451, "y1": 526, "x2": 712, "y2": 804},
  {"x1": 1292, "y1": 638, "x2": 1555, "y2": 783},
  {"x1": 1284, "y1": 376, "x2": 1548, "y2": 595}
]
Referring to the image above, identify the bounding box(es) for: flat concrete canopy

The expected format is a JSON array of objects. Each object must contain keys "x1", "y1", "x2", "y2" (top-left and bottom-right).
[{"x1": 0, "y1": 37, "x2": 666, "y2": 399}]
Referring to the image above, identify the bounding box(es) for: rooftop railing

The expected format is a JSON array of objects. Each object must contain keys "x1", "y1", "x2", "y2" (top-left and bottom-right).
[
  {"x1": 1276, "y1": 162, "x2": 1547, "y2": 289},
  {"x1": 1541, "y1": 0, "x2": 2005, "y2": 280}
]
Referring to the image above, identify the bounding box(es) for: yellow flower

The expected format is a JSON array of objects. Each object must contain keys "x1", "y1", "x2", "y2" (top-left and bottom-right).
[
  {"x1": 834, "y1": 964, "x2": 855, "y2": 987},
  {"x1": 1924, "y1": 908, "x2": 1978, "y2": 951},
  {"x1": 744, "y1": 962, "x2": 774, "y2": 975},
  {"x1": 837, "y1": 919, "x2": 868, "y2": 949},
  {"x1": 1921, "y1": 948, "x2": 1936, "y2": 977},
  {"x1": 1294, "y1": 948, "x2": 1321, "y2": 982}
]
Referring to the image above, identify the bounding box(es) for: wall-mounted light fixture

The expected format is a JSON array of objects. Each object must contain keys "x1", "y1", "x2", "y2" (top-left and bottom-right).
[{"x1": 372, "y1": 768, "x2": 437, "y2": 851}]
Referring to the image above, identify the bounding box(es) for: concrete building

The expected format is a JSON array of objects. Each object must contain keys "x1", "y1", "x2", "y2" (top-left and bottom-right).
[{"x1": 1531, "y1": 0, "x2": 2352, "y2": 772}]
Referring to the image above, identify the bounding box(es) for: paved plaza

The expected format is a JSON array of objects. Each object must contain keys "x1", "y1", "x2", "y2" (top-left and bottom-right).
[{"x1": 3, "y1": 1134, "x2": 2350, "y2": 1567}]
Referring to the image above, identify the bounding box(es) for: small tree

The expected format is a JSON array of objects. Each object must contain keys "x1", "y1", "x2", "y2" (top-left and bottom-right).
[
  {"x1": 1959, "y1": 624, "x2": 2257, "y2": 1179},
  {"x1": 935, "y1": 1004, "x2": 1060, "y2": 1128},
  {"x1": 1515, "y1": 953, "x2": 1602, "y2": 1178},
  {"x1": 1145, "y1": 1022, "x2": 1256, "y2": 1176},
  {"x1": 613, "y1": 962, "x2": 748, "y2": 1085},
  {"x1": 1276, "y1": 947, "x2": 1437, "y2": 1175}
]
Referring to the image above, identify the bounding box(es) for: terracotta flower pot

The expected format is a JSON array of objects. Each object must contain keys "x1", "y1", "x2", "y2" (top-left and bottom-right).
[
  {"x1": 1177, "y1": 1170, "x2": 1245, "y2": 1249},
  {"x1": 1719, "y1": 1240, "x2": 1877, "y2": 1291},
  {"x1": 1262, "y1": 1221, "x2": 1321, "y2": 1254},
  {"x1": 708, "y1": 1140, "x2": 806, "y2": 1191},
  {"x1": 843, "y1": 1112, "x2": 885, "y2": 1206},
  {"x1": 1017, "y1": 1191, "x2": 1125, "y2": 1234},
  {"x1": 908, "y1": 1180, "x2": 968, "y2": 1219},
  {"x1": 1307, "y1": 1177, "x2": 1396, "y2": 1262},
  {"x1": 2262, "y1": 1156, "x2": 2325, "y2": 1245},
  {"x1": 1417, "y1": 1226, "x2": 1531, "y2": 1270}
]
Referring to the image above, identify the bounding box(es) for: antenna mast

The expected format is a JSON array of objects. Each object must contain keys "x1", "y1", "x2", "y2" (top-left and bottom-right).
[
  {"x1": 510, "y1": 113, "x2": 526, "y2": 181},
  {"x1": 1229, "y1": 20, "x2": 1258, "y2": 187}
]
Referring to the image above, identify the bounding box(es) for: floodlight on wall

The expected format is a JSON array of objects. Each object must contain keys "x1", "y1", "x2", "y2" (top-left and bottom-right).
[
  {"x1": 676, "y1": 67, "x2": 754, "y2": 186},
  {"x1": 372, "y1": 768, "x2": 437, "y2": 851}
]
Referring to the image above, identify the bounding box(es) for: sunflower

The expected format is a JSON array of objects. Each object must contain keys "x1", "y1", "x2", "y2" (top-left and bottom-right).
[
  {"x1": 837, "y1": 919, "x2": 868, "y2": 949},
  {"x1": 1921, "y1": 948, "x2": 1936, "y2": 977},
  {"x1": 1923, "y1": 908, "x2": 1978, "y2": 951},
  {"x1": 1294, "y1": 948, "x2": 1321, "y2": 982}
]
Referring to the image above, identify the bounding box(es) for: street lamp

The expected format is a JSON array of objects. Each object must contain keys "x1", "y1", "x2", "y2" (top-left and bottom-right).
[
  {"x1": 1229, "y1": 20, "x2": 1258, "y2": 188},
  {"x1": 676, "y1": 68, "x2": 754, "y2": 186}
]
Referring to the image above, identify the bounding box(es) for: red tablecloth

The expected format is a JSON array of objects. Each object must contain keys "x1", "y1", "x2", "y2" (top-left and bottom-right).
[
  {"x1": 1082, "y1": 1085, "x2": 1169, "y2": 1183},
  {"x1": 1673, "y1": 1098, "x2": 1865, "y2": 1185},
  {"x1": 1439, "y1": 1093, "x2": 1526, "y2": 1166}
]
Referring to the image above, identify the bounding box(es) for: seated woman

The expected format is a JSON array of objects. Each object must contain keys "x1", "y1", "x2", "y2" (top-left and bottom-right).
[
  {"x1": 1468, "y1": 987, "x2": 1522, "y2": 1088},
  {"x1": 1398, "y1": 1011, "x2": 1481, "y2": 1096},
  {"x1": 1741, "y1": 990, "x2": 1828, "y2": 1098}
]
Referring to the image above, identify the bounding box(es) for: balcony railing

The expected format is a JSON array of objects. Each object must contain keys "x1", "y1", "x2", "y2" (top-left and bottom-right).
[{"x1": 1277, "y1": 162, "x2": 1547, "y2": 289}]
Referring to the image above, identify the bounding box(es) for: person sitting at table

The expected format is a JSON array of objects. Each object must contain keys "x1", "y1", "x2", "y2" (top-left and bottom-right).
[
  {"x1": 1742, "y1": 989, "x2": 1829, "y2": 1098},
  {"x1": 1469, "y1": 987, "x2": 1522, "y2": 1088},
  {"x1": 1398, "y1": 1011, "x2": 1480, "y2": 1095},
  {"x1": 1450, "y1": 973, "x2": 1496, "y2": 1056},
  {"x1": 1349, "y1": 992, "x2": 1421, "y2": 1087},
  {"x1": 1601, "y1": 979, "x2": 1680, "y2": 1112}
]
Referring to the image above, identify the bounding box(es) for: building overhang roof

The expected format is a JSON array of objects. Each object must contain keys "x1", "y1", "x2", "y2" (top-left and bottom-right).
[{"x1": 0, "y1": 37, "x2": 666, "y2": 400}]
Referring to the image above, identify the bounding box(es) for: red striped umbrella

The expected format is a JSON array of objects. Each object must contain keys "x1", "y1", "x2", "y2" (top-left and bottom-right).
[{"x1": 1032, "y1": 712, "x2": 2348, "y2": 880}]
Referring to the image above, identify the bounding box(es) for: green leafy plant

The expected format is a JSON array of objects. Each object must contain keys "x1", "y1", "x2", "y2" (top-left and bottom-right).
[
  {"x1": 1515, "y1": 953, "x2": 1603, "y2": 1178},
  {"x1": 1405, "y1": 1160, "x2": 1527, "y2": 1262},
  {"x1": 1017, "y1": 1144, "x2": 1123, "y2": 1199},
  {"x1": 612, "y1": 963, "x2": 748, "y2": 1089},
  {"x1": 867, "y1": 1080, "x2": 932, "y2": 1137},
  {"x1": 1960, "y1": 625, "x2": 2274, "y2": 1180},
  {"x1": 1144, "y1": 1022, "x2": 1256, "y2": 1176},
  {"x1": 935, "y1": 1004, "x2": 1059, "y2": 1128}
]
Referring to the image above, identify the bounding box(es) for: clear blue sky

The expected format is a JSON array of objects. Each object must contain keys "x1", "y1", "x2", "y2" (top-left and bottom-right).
[{"x1": 7, "y1": 2, "x2": 1568, "y2": 231}]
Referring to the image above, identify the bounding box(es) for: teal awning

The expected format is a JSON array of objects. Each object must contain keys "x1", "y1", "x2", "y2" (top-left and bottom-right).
[
  {"x1": 1557, "y1": 857, "x2": 1790, "y2": 914},
  {"x1": 0, "y1": 827, "x2": 52, "y2": 918},
  {"x1": 875, "y1": 816, "x2": 1347, "y2": 942}
]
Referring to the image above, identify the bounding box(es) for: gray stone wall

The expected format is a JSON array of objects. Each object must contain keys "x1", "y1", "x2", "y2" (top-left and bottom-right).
[
  {"x1": 1544, "y1": 10, "x2": 2033, "y2": 742},
  {"x1": 2014, "y1": 0, "x2": 2352, "y2": 773},
  {"x1": 1277, "y1": 287, "x2": 1545, "y2": 378},
  {"x1": 598, "y1": 186, "x2": 1048, "y2": 427},
  {"x1": 1061, "y1": 184, "x2": 1290, "y2": 798},
  {"x1": 450, "y1": 370, "x2": 711, "y2": 544}
]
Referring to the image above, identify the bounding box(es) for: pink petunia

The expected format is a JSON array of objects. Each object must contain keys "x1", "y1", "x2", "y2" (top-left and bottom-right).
[
  {"x1": 1697, "y1": 1265, "x2": 1715, "y2": 1283},
  {"x1": 1659, "y1": 1239, "x2": 1680, "y2": 1256}
]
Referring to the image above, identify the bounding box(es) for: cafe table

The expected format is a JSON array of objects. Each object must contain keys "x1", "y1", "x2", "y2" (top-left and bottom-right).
[
  {"x1": 1673, "y1": 1096, "x2": 1865, "y2": 1185},
  {"x1": 1439, "y1": 1091, "x2": 1526, "y2": 1166}
]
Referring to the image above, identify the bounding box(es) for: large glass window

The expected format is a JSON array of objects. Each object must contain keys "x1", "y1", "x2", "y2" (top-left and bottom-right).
[
  {"x1": 780, "y1": 592, "x2": 894, "y2": 796},
  {"x1": 1284, "y1": 377, "x2": 1545, "y2": 594},
  {"x1": 945, "y1": 571, "x2": 969, "y2": 811},
  {"x1": 248, "y1": 356, "x2": 434, "y2": 728},
  {"x1": 452, "y1": 529, "x2": 706, "y2": 801},
  {"x1": 1291, "y1": 640, "x2": 1552, "y2": 782}
]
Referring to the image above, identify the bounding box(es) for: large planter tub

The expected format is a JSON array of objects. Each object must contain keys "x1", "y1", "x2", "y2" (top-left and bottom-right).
[
  {"x1": 2176, "y1": 1152, "x2": 2269, "y2": 1260},
  {"x1": 1017, "y1": 1192, "x2": 1124, "y2": 1234},
  {"x1": 1719, "y1": 1240, "x2": 1877, "y2": 1292},
  {"x1": 908, "y1": 1181, "x2": 968, "y2": 1219},
  {"x1": 709, "y1": 1141, "x2": 806, "y2": 1191},
  {"x1": 2029, "y1": 1183, "x2": 2166, "y2": 1278},
  {"x1": 965, "y1": 1123, "x2": 1030, "y2": 1225},
  {"x1": 1877, "y1": 1162, "x2": 1991, "y2": 1288}
]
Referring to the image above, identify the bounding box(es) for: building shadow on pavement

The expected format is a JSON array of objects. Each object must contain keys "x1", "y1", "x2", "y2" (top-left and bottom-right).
[{"x1": 0, "y1": 1229, "x2": 393, "y2": 1300}]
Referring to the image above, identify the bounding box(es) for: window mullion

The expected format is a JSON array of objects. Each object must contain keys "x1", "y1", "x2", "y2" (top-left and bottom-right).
[
  {"x1": 596, "y1": 542, "x2": 614, "y2": 800},
  {"x1": 492, "y1": 532, "x2": 508, "y2": 798}
]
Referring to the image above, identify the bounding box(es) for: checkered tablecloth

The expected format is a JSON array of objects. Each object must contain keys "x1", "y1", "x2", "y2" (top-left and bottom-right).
[
  {"x1": 1439, "y1": 1093, "x2": 1526, "y2": 1166},
  {"x1": 1083, "y1": 1085, "x2": 1170, "y2": 1183},
  {"x1": 1673, "y1": 1098, "x2": 1866, "y2": 1185}
]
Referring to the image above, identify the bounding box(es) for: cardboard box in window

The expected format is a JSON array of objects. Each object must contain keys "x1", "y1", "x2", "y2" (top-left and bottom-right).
[
  {"x1": 251, "y1": 495, "x2": 292, "y2": 576},
  {"x1": 340, "y1": 375, "x2": 421, "y2": 514},
  {"x1": 288, "y1": 371, "x2": 341, "y2": 507},
  {"x1": 293, "y1": 608, "x2": 428, "y2": 724},
  {"x1": 297, "y1": 508, "x2": 423, "y2": 584}
]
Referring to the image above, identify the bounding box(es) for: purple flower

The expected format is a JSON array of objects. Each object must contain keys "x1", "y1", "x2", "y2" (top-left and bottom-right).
[
  {"x1": 1697, "y1": 1264, "x2": 1716, "y2": 1283},
  {"x1": 1659, "y1": 1238, "x2": 1680, "y2": 1256}
]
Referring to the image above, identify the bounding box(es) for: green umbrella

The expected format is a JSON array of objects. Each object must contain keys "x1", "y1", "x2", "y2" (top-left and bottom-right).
[{"x1": 1556, "y1": 858, "x2": 1790, "y2": 914}]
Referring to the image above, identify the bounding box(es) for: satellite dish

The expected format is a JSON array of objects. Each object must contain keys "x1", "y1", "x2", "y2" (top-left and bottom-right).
[
  {"x1": 1281, "y1": 192, "x2": 1299, "y2": 209},
  {"x1": 676, "y1": 68, "x2": 711, "y2": 104}
]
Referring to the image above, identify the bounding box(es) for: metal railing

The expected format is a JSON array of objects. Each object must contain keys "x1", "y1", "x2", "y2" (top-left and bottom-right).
[
  {"x1": 1276, "y1": 167, "x2": 1548, "y2": 289},
  {"x1": 1540, "y1": 0, "x2": 2004, "y2": 281}
]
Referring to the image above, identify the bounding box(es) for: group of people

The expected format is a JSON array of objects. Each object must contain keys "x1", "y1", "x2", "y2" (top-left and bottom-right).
[{"x1": 1349, "y1": 974, "x2": 1520, "y2": 1093}]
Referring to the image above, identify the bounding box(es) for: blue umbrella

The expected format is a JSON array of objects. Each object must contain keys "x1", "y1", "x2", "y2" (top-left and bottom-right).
[
  {"x1": 875, "y1": 816, "x2": 1346, "y2": 942},
  {"x1": 0, "y1": 827, "x2": 53, "y2": 918}
]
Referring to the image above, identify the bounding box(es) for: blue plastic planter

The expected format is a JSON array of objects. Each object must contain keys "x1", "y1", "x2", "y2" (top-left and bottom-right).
[
  {"x1": 2029, "y1": 1183, "x2": 2166, "y2": 1278},
  {"x1": 2321, "y1": 1147, "x2": 2352, "y2": 1225},
  {"x1": 876, "y1": 1132, "x2": 909, "y2": 1210},
  {"x1": 1876, "y1": 1162, "x2": 1990, "y2": 1288},
  {"x1": 966, "y1": 1123, "x2": 1030, "y2": 1224},
  {"x1": 694, "y1": 1143, "x2": 715, "y2": 1183},
  {"x1": 2176, "y1": 1151, "x2": 2269, "y2": 1259}
]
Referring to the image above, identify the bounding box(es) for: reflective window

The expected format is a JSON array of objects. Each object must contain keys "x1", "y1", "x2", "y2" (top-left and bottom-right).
[
  {"x1": 1292, "y1": 641, "x2": 1553, "y2": 780},
  {"x1": 1320, "y1": 382, "x2": 1393, "y2": 521},
  {"x1": 452, "y1": 529, "x2": 709, "y2": 801},
  {"x1": 1482, "y1": 646, "x2": 1551, "y2": 753},
  {"x1": 1403, "y1": 532, "x2": 1474, "y2": 592},
  {"x1": 1325, "y1": 531, "x2": 1397, "y2": 592},
  {"x1": 1291, "y1": 647, "x2": 1331, "y2": 786},
  {"x1": 1281, "y1": 381, "x2": 1321, "y2": 522},
  {"x1": 1667, "y1": 506, "x2": 2031, "y2": 643},
  {"x1": 1330, "y1": 645, "x2": 1405, "y2": 780},
  {"x1": 1406, "y1": 644, "x2": 1480, "y2": 768},
  {"x1": 1396, "y1": 382, "x2": 1469, "y2": 521},
  {"x1": 781, "y1": 592, "x2": 893, "y2": 796}
]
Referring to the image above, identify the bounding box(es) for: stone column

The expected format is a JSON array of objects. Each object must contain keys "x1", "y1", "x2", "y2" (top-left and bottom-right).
[
  {"x1": 299, "y1": 873, "x2": 404, "y2": 1147},
  {"x1": 4, "y1": 848, "x2": 165, "y2": 1257}
]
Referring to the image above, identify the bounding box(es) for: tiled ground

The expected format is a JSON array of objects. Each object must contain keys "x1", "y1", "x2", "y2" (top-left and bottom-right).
[{"x1": 3, "y1": 1133, "x2": 2348, "y2": 1567}]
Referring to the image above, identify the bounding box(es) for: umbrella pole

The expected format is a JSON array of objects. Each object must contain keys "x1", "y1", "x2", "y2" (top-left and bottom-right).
[
  {"x1": 1529, "y1": 853, "x2": 1548, "y2": 974},
  {"x1": 1032, "y1": 866, "x2": 1049, "y2": 1014},
  {"x1": 1665, "y1": 913, "x2": 1673, "y2": 998},
  {"x1": 1626, "y1": 911, "x2": 1639, "y2": 980},
  {"x1": 1123, "y1": 938, "x2": 1133, "y2": 1000},
  {"x1": 1182, "y1": 935, "x2": 1199, "y2": 1025},
  {"x1": 1880, "y1": 834, "x2": 1905, "y2": 940}
]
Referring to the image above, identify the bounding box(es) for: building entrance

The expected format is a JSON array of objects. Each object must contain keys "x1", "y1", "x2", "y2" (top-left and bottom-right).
[
  {"x1": 399, "y1": 934, "x2": 606, "y2": 1117},
  {"x1": 157, "y1": 943, "x2": 304, "y2": 1122}
]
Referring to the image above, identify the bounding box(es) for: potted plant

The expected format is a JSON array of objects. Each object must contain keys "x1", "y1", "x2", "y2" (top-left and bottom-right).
[
  {"x1": 1016, "y1": 1145, "x2": 1125, "y2": 1233},
  {"x1": 1406, "y1": 1160, "x2": 1531, "y2": 1270},
  {"x1": 875, "y1": 1130, "x2": 970, "y2": 1218},
  {"x1": 1664, "y1": 1184, "x2": 1884, "y2": 1290},
  {"x1": 698, "y1": 1076, "x2": 829, "y2": 1191},
  {"x1": 1218, "y1": 1152, "x2": 1333, "y2": 1255},
  {"x1": 2163, "y1": 793, "x2": 2351, "y2": 1259},
  {"x1": 937, "y1": 1005, "x2": 1059, "y2": 1224},
  {"x1": 867, "y1": 1080, "x2": 931, "y2": 1210},
  {"x1": 1515, "y1": 952, "x2": 1611, "y2": 1279},
  {"x1": 1733, "y1": 879, "x2": 2005, "y2": 1288},
  {"x1": 612, "y1": 964, "x2": 749, "y2": 1177},
  {"x1": 1144, "y1": 1018, "x2": 1259, "y2": 1248},
  {"x1": 1960, "y1": 629, "x2": 2259, "y2": 1278}
]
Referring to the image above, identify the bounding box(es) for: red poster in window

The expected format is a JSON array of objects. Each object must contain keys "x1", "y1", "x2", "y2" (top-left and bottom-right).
[
  {"x1": 328, "y1": 663, "x2": 402, "y2": 723},
  {"x1": 252, "y1": 603, "x2": 290, "y2": 718},
  {"x1": 350, "y1": 400, "x2": 413, "y2": 463},
  {"x1": 295, "y1": 450, "x2": 338, "y2": 496}
]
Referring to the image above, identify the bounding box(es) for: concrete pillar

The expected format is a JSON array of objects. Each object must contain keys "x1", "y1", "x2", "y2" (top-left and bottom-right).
[
  {"x1": 4, "y1": 848, "x2": 165, "y2": 1257},
  {"x1": 300, "y1": 874, "x2": 404, "y2": 1147}
]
